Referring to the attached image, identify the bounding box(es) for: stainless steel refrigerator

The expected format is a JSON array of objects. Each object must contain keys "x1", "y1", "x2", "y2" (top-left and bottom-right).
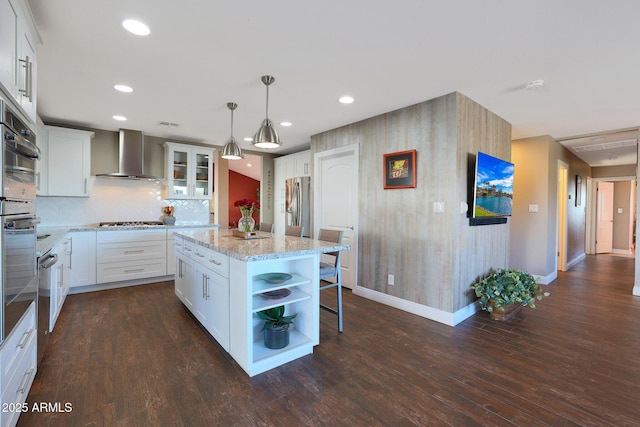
[{"x1": 285, "y1": 176, "x2": 311, "y2": 237}]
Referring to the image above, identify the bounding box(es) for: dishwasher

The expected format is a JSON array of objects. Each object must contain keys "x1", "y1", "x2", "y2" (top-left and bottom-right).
[{"x1": 37, "y1": 249, "x2": 58, "y2": 365}]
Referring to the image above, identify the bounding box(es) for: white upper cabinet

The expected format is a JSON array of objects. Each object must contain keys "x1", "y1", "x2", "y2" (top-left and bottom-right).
[
  {"x1": 0, "y1": 0, "x2": 19, "y2": 98},
  {"x1": 41, "y1": 126, "x2": 94, "y2": 197},
  {"x1": 0, "y1": 0, "x2": 38, "y2": 123},
  {"x1": 292, "y1": 150, "x2": 311, "y2": 177},
  {"x1": 164, "y1": 142, "x2": 213, "y2": 200}
]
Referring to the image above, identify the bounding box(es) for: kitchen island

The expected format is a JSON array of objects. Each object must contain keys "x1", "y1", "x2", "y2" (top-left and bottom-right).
[{"x1": 174, "y1": 229, "x2": 349, "y2": 376}]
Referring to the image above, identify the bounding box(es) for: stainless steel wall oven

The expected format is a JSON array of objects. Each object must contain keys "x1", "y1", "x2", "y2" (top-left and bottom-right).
[{"x1": 0, "y1": 98, "x2": 39, "y2": 345}]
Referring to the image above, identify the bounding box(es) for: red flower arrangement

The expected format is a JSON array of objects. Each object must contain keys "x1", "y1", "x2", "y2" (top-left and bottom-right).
[
  {"x1": 234, "y1": 199, "x2": 260, "y2": 211},
  {"x1": 162, "y1": 206, "x2": 175, "y2": 216}
]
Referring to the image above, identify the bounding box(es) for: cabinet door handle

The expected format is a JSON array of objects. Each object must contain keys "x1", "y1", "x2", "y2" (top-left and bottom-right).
[
  {"x1": 124, "y1": 268, "x2": 144, "y2": 274},
  {"x1": 124, "y1": 250, "x2": 144, "y2": 254},
  {"x1": 202, "y1": 273, "x2": 206, "y2": 299},
  {"x1": 209, "y1": 259, "x2": 222, "y2": 266},
  {"x1": 17, "y1": 368, "x2": 34, "y2": 394},
  {"x1": 18, "y1": 56, "x2": 31, "y2": 98},
  {"x1": 205, "y1": 275, "x2": 210, "y2": 299},
  {"x1": 17, "y1": 328, "x2": 34, "y2": 349},
  {"x1": 195, "y1": 252, "x2": 204, "y2": 258},
  {"x1": 83, "y1": 177, "x2": 88, "y2": 194}
]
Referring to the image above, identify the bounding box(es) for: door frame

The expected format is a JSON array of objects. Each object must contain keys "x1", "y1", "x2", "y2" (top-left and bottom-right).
[
  {"x1": 313, "y1": 143, "x2": 359, "y2": 288},
  {"x1": 588, "y1": 176, "x2": 637, "y2": 254},
  {"x1": 557, "y1": 161, "x2": 568, "y2": 272}
]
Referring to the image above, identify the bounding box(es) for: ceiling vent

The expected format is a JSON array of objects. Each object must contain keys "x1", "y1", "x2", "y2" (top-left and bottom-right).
[{"x1": 572, "y1": 139, "x2": 637, "y2": 153}]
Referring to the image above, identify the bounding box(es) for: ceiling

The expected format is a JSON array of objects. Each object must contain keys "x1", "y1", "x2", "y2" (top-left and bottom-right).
[{"x1": 27, "y1": 0, "x2": 640, "y2": 167}]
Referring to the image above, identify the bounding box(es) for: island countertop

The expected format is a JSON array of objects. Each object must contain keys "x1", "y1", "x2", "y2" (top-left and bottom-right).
[{"x1": 175, "y1": 229, "x2": 350, "y2": 261}]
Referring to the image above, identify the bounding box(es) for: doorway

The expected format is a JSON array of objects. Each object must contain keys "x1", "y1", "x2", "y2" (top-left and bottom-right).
[
  {"x1": 314, "y1": 144, "x2": 359, "y2": 289},
  {"x1": 590, "y1": 178, "x2": 636, "y2": 256}
]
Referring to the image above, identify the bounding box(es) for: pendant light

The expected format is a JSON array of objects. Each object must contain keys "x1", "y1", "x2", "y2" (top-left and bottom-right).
[
  {"x1": 253, "y1": 75, "x2": 282, "y2": 149},
  {"x1": 221, "y1": 102, "x2": 243, "y2": 160}
]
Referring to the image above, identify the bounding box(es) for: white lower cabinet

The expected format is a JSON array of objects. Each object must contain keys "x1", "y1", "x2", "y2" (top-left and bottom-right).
[
  {"x1": 96, "y1": 230, "x2": 167, "y2": 284},
  {"x1": 229, "y1": 254, "x2": 318, "y2": 377},
  {"x1": 67, "y1": 231, "x2": 97, "y2": 287},
  {"x1": 50, "y1": 237, "x2": 69, "y2": 332},
  {"x1": 175, "y1": 242, "x2": 230, "y2": 351},
  {"x1": 0, "y1": 302, "x2": 37, "y2": 427}
]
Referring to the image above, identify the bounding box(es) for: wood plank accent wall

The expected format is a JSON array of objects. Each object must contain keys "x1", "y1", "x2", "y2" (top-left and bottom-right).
[{"x1": 311, "y1": 92, "x2": 511, "y2": 314}]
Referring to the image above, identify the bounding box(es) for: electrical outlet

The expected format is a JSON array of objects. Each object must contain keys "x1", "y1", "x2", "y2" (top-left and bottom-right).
[{"x1": 388, "y1": 274, "x2": 395, "y2": 285}]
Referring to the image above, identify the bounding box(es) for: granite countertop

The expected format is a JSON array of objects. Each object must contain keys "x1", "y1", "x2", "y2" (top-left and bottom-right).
[
  {"x1": 36, "y1": 223, "x2": 219, "y2": 257},
  {"x1": 175, "y1": 229, "x2": 350, "y2": 262}
]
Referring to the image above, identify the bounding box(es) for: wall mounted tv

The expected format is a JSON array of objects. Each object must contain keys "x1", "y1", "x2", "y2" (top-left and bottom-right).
[{"x1": 470, "y1": 151, "x2": 514, "y2": 225}]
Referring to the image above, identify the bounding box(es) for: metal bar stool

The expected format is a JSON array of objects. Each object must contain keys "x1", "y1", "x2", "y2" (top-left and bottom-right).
[{"x1": 318, "y1": 228, "x2": 344, "y2": 332}]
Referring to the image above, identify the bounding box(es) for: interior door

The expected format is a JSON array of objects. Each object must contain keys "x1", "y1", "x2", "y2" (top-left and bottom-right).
[
  {"x1": 596, "y1": 181, "x2": 614, "y2": 253},
  {"x1": 315, "y1": 145, "x2": 358, "y2": 289}
]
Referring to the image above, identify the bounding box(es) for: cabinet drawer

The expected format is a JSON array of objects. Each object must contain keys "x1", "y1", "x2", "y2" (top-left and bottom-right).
[
  {"x1": 1, "y1": 303, "x2": 36, "y2": 390},
  {"x1": 97, "y1": 259, "x2": 167, "y2": 284},
  {"x1": 97, "y1": 241, "x2": 167, "y2": 263},
  {"x1": 97, "y1": 229, "x2": 166, "y2": 244},
  {"x1": 191, "y1": 246, "x2": 229, "y2": 278},
  {"x1": 0, "y1": 330, "x2": 36, "y2": 427}
]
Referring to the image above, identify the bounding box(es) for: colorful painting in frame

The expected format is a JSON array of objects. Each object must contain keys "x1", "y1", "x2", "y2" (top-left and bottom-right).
[{"x1": 383, "y1": 150, "x2": 416, "y2": 189}]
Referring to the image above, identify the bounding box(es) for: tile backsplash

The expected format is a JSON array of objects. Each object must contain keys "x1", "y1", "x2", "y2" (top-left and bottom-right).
[{"x1": 37, "y1": 177, "x2": 211, "y2": 226}]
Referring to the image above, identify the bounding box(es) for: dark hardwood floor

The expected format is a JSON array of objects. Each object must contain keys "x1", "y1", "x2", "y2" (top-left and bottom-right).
[{"x1": 18, "y1": 254, "x2": 640, "y2": 426}]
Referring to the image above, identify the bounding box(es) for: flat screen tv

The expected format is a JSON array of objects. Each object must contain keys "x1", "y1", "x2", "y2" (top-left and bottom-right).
[{"x1": 472, "y1": 152, "x2": 514, "y2": 218}]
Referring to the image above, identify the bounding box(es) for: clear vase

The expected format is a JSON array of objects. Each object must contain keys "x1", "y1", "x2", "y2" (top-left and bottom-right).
[{"x1": 238, "y1": 209, "x2": 255, "y2": 232}]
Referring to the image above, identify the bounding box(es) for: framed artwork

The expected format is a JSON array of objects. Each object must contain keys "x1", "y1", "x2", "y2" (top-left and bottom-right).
[
  {"x1": 575, "y1": 175, "x2": 582, "y2": 207},
  {"x1": 383, "y1": 150, "x2": 416, "y2": 189}
]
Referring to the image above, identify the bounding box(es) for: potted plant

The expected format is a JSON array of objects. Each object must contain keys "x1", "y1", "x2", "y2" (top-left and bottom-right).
[
  {"x1": 257, "y1": 305, "x2": 297, "y2": 349},
  {"x1": 472, "y1": 269, "x2": 549, "y2": 321}
]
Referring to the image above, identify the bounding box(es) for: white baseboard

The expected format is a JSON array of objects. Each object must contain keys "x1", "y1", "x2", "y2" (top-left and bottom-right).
[
  {"x1": 634, "y1": 286, "x2": 640, "y2": 296},
  {"x1": 566, "y1": 253, "x2": 586, "y2": 270},
  {"x1": 352, "y1": 286, "x2": 478, "y2": 326},
  {"x1": 612, "y1": 249, "x2": 634, "y2": 256},
  {"x1": 534, "y1": 271, "x2": 557, "y2": 285}
]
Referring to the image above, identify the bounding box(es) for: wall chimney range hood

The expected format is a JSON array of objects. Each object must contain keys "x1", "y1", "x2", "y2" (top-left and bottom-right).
[{"x1": 97, "y1": 129, "x2": 158, "y2": 180}]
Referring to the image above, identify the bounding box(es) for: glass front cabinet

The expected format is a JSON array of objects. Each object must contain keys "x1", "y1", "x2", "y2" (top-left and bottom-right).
[{"x1": 164, "y1": 142, "x2": 213, "y2": 200}]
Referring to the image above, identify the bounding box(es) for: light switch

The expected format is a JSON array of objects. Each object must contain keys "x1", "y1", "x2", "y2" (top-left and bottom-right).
[
  {"x1": 528, "y1": 204, "x2": 539, "y2": 213},
  {"x1": 433, "y1": 202, "x2": 444, "y2": 213}
]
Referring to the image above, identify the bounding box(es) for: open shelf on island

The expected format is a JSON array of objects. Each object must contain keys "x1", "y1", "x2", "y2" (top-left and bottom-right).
[
  {"x1": 252, "y1": 330, "x2": 313, "y2": 364},
  {"x1": 252, "y1": 287, "x2": 310, "y2": 312},
  {"x1": 251, "y1": 273, "x2": 311, "y2": 294}
]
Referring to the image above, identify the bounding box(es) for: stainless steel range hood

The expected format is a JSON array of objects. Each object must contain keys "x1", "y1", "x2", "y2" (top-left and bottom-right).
[{"x1": 97, "y1": 129, "x2": 158, "y2": 179}]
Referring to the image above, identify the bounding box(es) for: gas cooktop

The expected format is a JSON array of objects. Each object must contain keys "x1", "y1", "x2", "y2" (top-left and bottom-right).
[{"x1": 98, "y1": 221, "x2": 164, "y2": 227}]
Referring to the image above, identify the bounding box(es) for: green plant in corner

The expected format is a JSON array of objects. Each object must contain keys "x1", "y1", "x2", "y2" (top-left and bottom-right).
[
  {"x1": 257, "y1": 305, "x2": 297, "y2": 331},
  {"x1": 472, "y1": 269, "x2": 550, "y2": 314}
]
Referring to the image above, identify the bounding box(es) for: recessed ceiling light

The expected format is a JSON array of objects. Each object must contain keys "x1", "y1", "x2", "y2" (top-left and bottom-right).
[
  {"x1": 113, "y1": 84, "x2": 133, "y2": 93},
  {"x1": 592, "y1": 137, "x2": 605, "y2": 141},
  {"x1": 246, "y1": 163, "x2": 253, "y2": 167},
  {"x1": 524, "y1": 80, "x2": 544, "y2": 90},
  {"x1": 122, "y1": 19, "x2": 150, "y2": 36},
  {"x1": 339, "y1": 96, "x2": 354, "y2": 104},
  {"x1": 280, "y1": 121, "x2": 292, "y2": 127},
  {"x1": 243, "y1": 137, "x2": 253, "y2": 142},
  {"x1": 112, "y1": 115, "x2": 127, "y2": 121}
]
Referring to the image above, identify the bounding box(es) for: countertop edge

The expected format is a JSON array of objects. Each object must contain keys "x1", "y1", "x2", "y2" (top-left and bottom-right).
[{"x1": 176, "y1": 230, "x2": 350, "y2": 262}]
